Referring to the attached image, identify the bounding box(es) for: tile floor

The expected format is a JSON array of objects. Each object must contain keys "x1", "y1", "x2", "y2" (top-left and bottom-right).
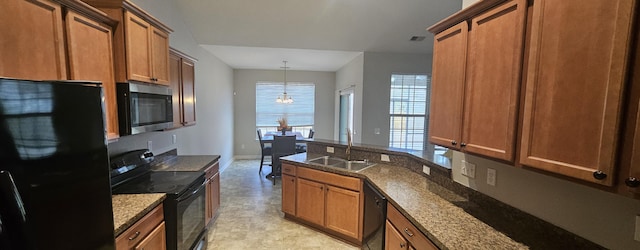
[{"x1": 206, "y1": 159, "x2": 359, "y2": 249}]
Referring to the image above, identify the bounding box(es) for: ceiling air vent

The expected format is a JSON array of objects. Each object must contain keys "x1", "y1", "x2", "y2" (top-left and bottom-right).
[{"x1": 409, "y1": 36, "x2": 426, "y2": 41}]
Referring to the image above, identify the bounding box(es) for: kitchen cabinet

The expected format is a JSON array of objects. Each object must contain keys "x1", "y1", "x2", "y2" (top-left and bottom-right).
[
  {"x1": 519, "y1": 0, "x2": 636, "y2": 186},
  {"x1": 65, "y1": 9, "x2": 119, "y2": 140},
  {"x1": 281, "y1": 164, "x2": 297, "y2": 215},
  {"x1": 386, "y1": 204, "x2": 438, "y2": 250},
  {"x1": 205, "y1": 161, "x2": 220, "y2": 226},
  {"x1": 0, "y1": 0, "x2": 66, "y2": 80},
  {"x1": 287, "y1": 165, "x2": 363, "y2": 244},
  {"x1": 169, "y1": 48, "x2": 197, "y2": 129},
  {"x1": 428, "y1": 0, "x2": 527, "y2": 162},
  {"x1": 116, "y1": 204, "x2": 165, "y2": 250},
  {"x1": 83, "y1": 0, "x2": 172, "y2": 85}
]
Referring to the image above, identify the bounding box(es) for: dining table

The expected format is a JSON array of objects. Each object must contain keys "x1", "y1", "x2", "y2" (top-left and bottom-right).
[{"x1": 261, "y1": 131, "x2": 307, "y2": 142}]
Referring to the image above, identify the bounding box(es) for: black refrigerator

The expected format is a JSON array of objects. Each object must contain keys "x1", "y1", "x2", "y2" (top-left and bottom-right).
[{"x1": 0, "y1": 78, "x2": 115, "y2": 249}]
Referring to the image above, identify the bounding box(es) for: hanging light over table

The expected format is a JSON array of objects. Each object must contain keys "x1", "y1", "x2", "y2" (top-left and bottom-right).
[{"x1": 276, "y1": 60, "x2": 293, "y2": 104}]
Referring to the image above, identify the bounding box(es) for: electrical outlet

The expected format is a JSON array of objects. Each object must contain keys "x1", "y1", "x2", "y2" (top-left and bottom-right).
[
  {"x1": 422, "y1": 165, "x2": 431, "y2": 175},
  {"x1": 635, "y1": 215, "x2": 640, "y2": 242},
  {"x1": 461, "y1": 160, "x2": 476, "y2": 178},
  {"x1": 172, "y1": 134, "x2": 177, "y2": 144},
  {"x1": 327, "y1": 147, "x2": 334, "y2": 153},
  {"x1": 147, "y1": 141, "x2": 152, "y2": 151},
  {"x1": 381, "y1": 154, "x2": 390, "y2": 162},
  {"x1": 487, "y1": 168, "x2": 496, "y2": 186}
]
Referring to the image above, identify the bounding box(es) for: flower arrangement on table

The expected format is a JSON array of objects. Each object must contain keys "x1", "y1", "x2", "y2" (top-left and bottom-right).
[{"x1": 277, "y1": 117, "x2": 291, "y2": 134}]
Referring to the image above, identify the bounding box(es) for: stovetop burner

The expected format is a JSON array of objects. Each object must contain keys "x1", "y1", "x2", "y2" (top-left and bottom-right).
[{"x1": 112, "y1": 171, "x2": 204, "y2": 197}]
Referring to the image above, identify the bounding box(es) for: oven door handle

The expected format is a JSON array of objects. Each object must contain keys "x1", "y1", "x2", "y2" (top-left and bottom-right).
[{"x1": 177, "y1": 179, "x2": 207, "y2": 202}]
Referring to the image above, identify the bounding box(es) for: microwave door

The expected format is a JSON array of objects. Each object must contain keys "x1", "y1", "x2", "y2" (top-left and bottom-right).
[{"x1": 0, "y1": 171, "x2": 30, "y2": 249}]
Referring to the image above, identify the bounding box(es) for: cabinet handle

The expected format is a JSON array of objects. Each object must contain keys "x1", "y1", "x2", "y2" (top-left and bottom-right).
[
  {"x1": 128, "y1": 231, "x2": 140, "y2": 241},
  {"x1": 404, "y1": 228, "x2": 414, "y2": 237},
  {"x1": 320, "y1": 186, "x2": 323, "y2": 190},
  {"x1": 460, "y1": 142, "x2": 467, "y2": 147},
  {"x1": 625, "y1": 177, "x2": 640, "y2": 187},
  {"x1": 451, "y1": 140, "x2": 457, "y2": 146},
  {"x1": 400, "y1": 243, "x2": 406, "y2": 248},
  {"x1": 593, "y1": 171, "x2": 607, "y2": 180},
  {"x1": 290, "y1": 179, "x2": 295, "y2": 183}
]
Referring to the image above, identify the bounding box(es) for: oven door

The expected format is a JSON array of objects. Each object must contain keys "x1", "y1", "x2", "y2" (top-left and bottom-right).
[{"x1": 176, "y1": 180, "x2": 206, "y2": 250}]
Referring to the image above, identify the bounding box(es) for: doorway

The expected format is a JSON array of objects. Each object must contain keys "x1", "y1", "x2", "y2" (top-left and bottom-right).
[{"x1": 339, "y1": 87, "x2": 354, "y2": 143}]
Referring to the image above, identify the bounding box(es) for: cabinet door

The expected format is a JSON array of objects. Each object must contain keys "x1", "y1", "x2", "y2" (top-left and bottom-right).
[
  {"x1": 124, "y1": 11, "x2": 153, "y2": 83},
  {"x1": 134, "y1": 222, "x2": 166, "y2": 250},
  {"x1": 0, "y1": 0, "x2": 66, "y2": 80},
  {"x1": 169, "y1": 52, "x2": 183, "y2": 128},
  {"x1": 325, "y1": 185, "x2": 360, "y2": 239},
  {"x1": 385, "y1": 220, "x2": 407, "y2": 250},
  {"x1": 65, "y1": 11, "x2": 119, "y2": 140},
  {"x1": 520, "y1": 0, "x2": 635, "y2": 186},
  {"x1": 462, "y1": 0, "x2": 526, "y2": 161},
  {"x1": 282, "y1": 174, "x2": 296, "y2": 215},
  {"x1": 428, "y1": 22, "x2": 468, "y2": 149},
  {"x1": 296, "y1": 178, "x2": 325, "y2": 226},
  {"x1": 181, "y1": 58, "x2": 196, "y2": 125},
  {"x1": 151, "y1": 27, "x2": 170, "y2": 85}
]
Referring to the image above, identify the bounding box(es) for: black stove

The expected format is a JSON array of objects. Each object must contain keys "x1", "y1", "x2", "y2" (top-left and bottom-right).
[{"x1": 110, "y1": 150, "x2": 207, "y2": 250}]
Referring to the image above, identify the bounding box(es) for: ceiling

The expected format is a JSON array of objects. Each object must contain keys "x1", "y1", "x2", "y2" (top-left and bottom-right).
[{"x1": 175, "y1": 0, "x2": 462, "y2": 71}]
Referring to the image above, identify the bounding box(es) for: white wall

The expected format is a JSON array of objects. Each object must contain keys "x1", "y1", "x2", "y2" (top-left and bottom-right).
[
  {"x1": 335, "y1": 53, "x2": 364, "y2": 142},
  {"x1": 109, "y1": 0, "x2": 235, "y2": 168},
  {"x1": 448, "y1": 0, "x2": 640, "y2": 249},
  {"x1": 233, "y1": 69, "x2": 335, "y2": 157},
  {"x1": 360, "y1": 52, "x2": 432, "y2": 146}
]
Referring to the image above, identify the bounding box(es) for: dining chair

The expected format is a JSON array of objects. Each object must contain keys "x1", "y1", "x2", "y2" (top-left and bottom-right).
[
  {"x1": 271, "y1": 135, "x2": 297, "y2": 185},
  {"x1": 295, "y1": 129, "x2": 314, "y2": 153},
  {"x1": 257, "y1": 129, "x2": 272, "y2": 174}
]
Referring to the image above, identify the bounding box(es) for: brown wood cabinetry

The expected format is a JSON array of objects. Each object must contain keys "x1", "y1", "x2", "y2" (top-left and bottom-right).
[
  {"x1": 386, "y1": 204, "x2": 438, "y2": 250},
  {"x1": 83, "y1": 0, "x2": 172, "y2": 85},
  {"x1": 65, "y1": 9, "x2": 119, "y2": 140},
  {"x1": 428, "y1": 0, "x2": 527, "y2": 162},
  {"x1": 169, "y1": 48, "x2": 197, "y2": 129},
  {"x1": 205, "y1": 161, "x2": 220, "y2": 226},
  {"x1": 0, "y1": 0, "x2": 67, "y2": 80},
  {"x1": 284, "y1": 163, "x2": 363, "y2": 244},
  {"x1": 519, "y1": 0, "x2": 636, "y2": 186},
  {"x1": 116, "y1": 204, "x2": 165, "y2": 250}
]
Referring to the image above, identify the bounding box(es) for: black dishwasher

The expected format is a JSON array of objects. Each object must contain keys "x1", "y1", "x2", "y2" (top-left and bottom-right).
[{"x1": 363, "y1": 180, "x2": 387, "y2": 250}]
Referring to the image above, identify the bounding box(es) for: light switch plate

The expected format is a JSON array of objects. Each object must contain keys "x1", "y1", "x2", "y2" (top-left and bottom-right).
[
  {"x1": 461, "y1": 160, "x2": 476, "y2": 178},
  {"x1": 487, "y1": 168, "x2": 496, "y2": 186},
  {"x1": 381, "y1": 154, "x2": 390, "y2": 162},
  {"x1": 422, "y1": 165, "x2": 431, "y2": 175},
  {"x1": 172, "y1": 134, "x2": 177, "y2": 144},
  {"x1": 327, "y1": 147, "x2": 334, "y2": 153}
]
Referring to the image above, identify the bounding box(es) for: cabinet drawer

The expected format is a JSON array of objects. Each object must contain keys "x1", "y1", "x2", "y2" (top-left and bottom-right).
[
  {"x1": 387, "y1": 204, "x2": 438, "y2": 250},
  {"x1": 282, "y1": 163, "x2": 297, "y2": 176},
  {"x1": 297, "y1": 167, "x2": 360, "y2": 191},
  {"x1": 116, "y1": 204, "x2": 164, "y2": 250},
  {"x1": 205, "y1": 161, "x2": 219, "y2": 179}
]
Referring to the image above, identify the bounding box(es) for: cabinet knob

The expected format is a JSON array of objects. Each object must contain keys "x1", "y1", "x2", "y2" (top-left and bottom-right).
[
  {"x1": 625, "y1": 177, "x2": 640, "y2": 187},
  {"x1": 460, "y1": 142, "x2": 467, "y2": 147},
  {"x1": 593, "y1": 171, "x2": 607, "y2": 180},
  {"x1": 451, "y1": 140, "x2": 457, "y2": 146},
  {"x1": 400, "y1": 243, "x2": 406, "y2": 248}
]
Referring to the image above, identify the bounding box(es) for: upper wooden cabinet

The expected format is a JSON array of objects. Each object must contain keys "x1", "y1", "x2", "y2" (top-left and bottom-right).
[
  {"x1": 169, "y1": 48, "x2": 197, "y2": 129},
  {"x1": 519, "y1": 0, "x2": 636, "y2": 186},
  {"x1": 428, "y1": 0, "x2": 527, "y2": 162},
  {"x1": 65, "y1": 9, "x2": 119, "y2": 140},
  {"x1": 84, "y1": 0, "x2": 173, "y2": 85},
  {"x1": 0, "y1": 0, "x2": 67, "y2": 80},
  {"x1": 619, "y1": 22, "x2": 640, "y2": 194}
]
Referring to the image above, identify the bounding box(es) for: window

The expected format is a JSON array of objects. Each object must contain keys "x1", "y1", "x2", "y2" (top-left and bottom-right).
[
  {"x1": 256, "y1": 82, "x2": 315, "y2": 135},
  {"x1": 389, "y1": 74, "x2": 429, "y2": 150}
]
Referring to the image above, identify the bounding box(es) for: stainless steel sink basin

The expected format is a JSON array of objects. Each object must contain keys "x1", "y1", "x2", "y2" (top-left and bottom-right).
[{"x1": 306, "y1": 156, "x2": 376, "y2": 172}]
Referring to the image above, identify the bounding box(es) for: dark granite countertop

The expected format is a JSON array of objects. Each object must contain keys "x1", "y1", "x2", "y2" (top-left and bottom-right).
[
  {"x1": 151, "y1": 155, "x2": 220, "y2": 172},
  {"x1": 112, "y1": 193, "x2": 166, "y2": 236},
  {"x1": 281, "y1": 152, "x2": 527, "y2": 250}
]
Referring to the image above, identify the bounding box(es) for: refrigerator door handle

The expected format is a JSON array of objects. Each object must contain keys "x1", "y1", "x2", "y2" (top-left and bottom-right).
[{"x1": 0, "y1": 171, "x2": 27, "y2": 222}]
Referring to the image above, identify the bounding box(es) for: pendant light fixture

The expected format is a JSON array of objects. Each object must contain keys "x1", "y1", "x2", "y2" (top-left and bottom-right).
[{"x1": 276, "y1": 60, "x2": 293, "y2": 104}]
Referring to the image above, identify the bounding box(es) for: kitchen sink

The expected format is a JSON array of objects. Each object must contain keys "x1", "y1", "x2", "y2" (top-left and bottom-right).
[{"x1": 306, "y1": 156, "x2": 376, "y2": 172}]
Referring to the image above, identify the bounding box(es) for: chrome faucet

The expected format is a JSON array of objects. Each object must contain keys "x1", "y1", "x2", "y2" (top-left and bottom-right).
[{"x1": 346, "y1": 128, "x2": 352, "y2": 161}]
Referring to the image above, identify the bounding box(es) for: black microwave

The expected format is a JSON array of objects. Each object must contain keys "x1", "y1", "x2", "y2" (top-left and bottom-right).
[{"x1": 116, "y1": 82, "x2": 173, "y2": 135}]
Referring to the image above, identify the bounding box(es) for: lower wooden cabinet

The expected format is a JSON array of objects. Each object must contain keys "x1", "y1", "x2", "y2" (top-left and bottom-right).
[
  {"x1": 386, "y1": 204, "x2": 438, "y2": 250},
  {"x1": 116, "y1": 204, "x2": 165, "y2": 250},
  {"x1": 205, "y1": 161, "x2": 220, "y2": 226},
  {"x1": 283, "y1": 163, "x2": 363, "y2": 244}
]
